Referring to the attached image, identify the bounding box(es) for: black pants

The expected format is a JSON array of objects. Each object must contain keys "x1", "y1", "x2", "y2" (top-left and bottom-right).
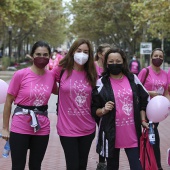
[
  {"x1": 10, "y1": 132, "x2": 49, "y2": 170},
  {"x1": 153, "y1": 123, "x2": 162, "y2": 168},
  {"x1": 106, "y1": 147, "x2": 142, "y2": 170},
  {"x1": 96, "y1": 121, "x2": 106, "y2": 164},
  {"x1": 60, "y1": 132, "x2": 95, "y2": 170}
]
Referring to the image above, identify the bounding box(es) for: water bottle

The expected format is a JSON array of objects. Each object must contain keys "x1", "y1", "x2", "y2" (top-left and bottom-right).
[
  {"x1": 148, "y1": 121, "x2": 155, "y2": 145},
  {"x1": 2, "y1": 140, "x2": 10, "y2": 158},
  {"x1": 0, "y1": 134, "x2": 10, "y2": 158}
]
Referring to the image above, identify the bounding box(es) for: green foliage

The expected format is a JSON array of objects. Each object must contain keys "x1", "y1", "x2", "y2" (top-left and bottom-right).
[
  {"x1": 130, "y1": 0, "x2": 170, "y2": 39},
  {"x1": 68, "y1": 0, "x2": 142, "y2": 55},
  {"x1": 35, "y1": 0, "x2": 68, "y2": 47},
  {"x1": 1, "y1": 57, "x2": 11, "y2": 69},
  {"x1": 0, "y1": 0, "x2": 68, "y2": 50}
]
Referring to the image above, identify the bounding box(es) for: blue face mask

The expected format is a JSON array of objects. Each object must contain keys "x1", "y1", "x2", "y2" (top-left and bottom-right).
[{"x1": 107, "y1": 64, "x2": 123, "y2": 75}]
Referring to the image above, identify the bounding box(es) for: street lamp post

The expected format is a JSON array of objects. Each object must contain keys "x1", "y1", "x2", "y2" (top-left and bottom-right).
[
  {"x1": 32, "y1": 34, "x2": 35, "y2": 44},
  {"x1": 8, "y1": 26, "x2": 12, "y2": 58}
]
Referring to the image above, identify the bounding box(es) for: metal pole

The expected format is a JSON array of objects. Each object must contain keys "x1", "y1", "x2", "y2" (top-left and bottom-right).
[{"x1": 8, "y1": 26, "x2": 12, "y2": 59}]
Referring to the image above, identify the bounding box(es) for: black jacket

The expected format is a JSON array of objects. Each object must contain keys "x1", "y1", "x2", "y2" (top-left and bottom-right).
[{"x1": 91, "y1": 73, "x2": 149, "y2": 158}]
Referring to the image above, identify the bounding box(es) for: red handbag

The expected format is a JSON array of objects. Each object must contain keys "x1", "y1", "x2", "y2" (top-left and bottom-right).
[{"x1": 140, "y1": 128, "x2": 157, "y2": 170}]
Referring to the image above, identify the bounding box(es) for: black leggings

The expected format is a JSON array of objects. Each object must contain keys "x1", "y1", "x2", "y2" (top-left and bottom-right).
[
  {"x1": 153, "y1": 123, "x2": 162, "y2": 168},
  {"x1": 106, "y1": 147, "x2": 142, "y2": 170},
  {"x1": 10, "y1": 132, "x2": 49, "y2": 170},
  {"x1": 60, "y1": 132, "x2": 95, "y2": 170}
]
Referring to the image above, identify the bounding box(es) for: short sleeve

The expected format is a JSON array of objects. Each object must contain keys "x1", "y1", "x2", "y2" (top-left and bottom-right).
[
  {"x1": 51, "y1": 66, "x2": 63, "y2": 83},
  {"x1": 8, "y1": 70, "x2": 23, "y2": 97}
]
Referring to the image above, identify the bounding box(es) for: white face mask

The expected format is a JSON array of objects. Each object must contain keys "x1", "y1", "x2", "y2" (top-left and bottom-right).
[{"x1": 74, "y1": 52, "x2": 89, "y2": 65}]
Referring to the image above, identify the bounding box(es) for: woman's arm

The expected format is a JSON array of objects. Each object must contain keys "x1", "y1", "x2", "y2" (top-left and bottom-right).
[
  {"x1": 148, "y1": 90, "x2": 160, "y2": 98},
  {"x1": 164, "y1": 89, "x2": 170, "y2": 101},
  {"x1": 148, "y1": 89, "x2": 170, "y2": 100},
  {"x1": 2, "y1": 94, "x2": 15, "y2": 140},
  {"x1": 140, "y1": 110, "x2": 149, "y2": 129}
]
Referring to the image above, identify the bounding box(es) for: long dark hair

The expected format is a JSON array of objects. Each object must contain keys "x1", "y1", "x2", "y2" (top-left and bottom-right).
[
  {"x1": 59, "y1": 38, "x2": 97, "y2": 88},
  {"x1": 102, "y1": 48, "x2": 130, "y2": 76}
]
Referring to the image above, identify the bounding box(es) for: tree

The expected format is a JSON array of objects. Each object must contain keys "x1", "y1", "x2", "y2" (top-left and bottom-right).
[
  {"x1": 130, "y1": 0, "x2": 170, "y2": 41},
  {"x1": 68, "y1": 0, "x2": 143, "y2": 56},
  {"x1": 0, "y1": 0, "x2": 68, "y2": 58}
]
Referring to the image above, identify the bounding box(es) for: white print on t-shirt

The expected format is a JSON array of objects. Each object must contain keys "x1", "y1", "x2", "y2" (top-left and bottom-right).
[
  {"x1": 153, "y1": 79, "x2": 165, "y2": 95},
  {"x1": 67, "y1": 79, "x2": 89, "y2": 116},
  {"x1": 117, "y1": 88, "x2": 133, "y2": 116},
  {"x1": 115, "y1": 88, "x2": 134, "y2": 127},
  {"x1": 30, "y1": 83, "x2": 49, "y2": 106},
  {"x1": 73, "y1": 80, "x2": 89, "y2": 107},
  {"x1": 116, "y1": 117, "x2": 135, "y2": 127}
]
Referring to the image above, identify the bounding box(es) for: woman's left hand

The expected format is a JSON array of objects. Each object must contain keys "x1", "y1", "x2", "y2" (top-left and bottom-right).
[
  {"x1": 141, "y1": 121, "x2": 149, "y2": 129},
  {"x1": 102, "y1": 101, "x2": 114, "y2": 114}
]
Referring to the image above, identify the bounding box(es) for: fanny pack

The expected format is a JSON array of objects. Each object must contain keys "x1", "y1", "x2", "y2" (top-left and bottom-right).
[{"x1": 13, "y1": 105, "x2": 48, "y2": 133}]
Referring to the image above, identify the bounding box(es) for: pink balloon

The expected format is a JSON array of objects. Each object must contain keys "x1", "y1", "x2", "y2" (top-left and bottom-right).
[
  {"x1": 146, "y1": 96, "x2": 170, "y2": 123},
  {"x1": 0, "y1": 79, "x2": 9, "y2": 104}
]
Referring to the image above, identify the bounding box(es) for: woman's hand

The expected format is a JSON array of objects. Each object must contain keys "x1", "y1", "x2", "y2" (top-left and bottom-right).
[
  {"x1": 96, "y1": 101, "x2": 115, "y2": 117},
  {"x1": 102, "y1": 101, "x2": 115, "y2": 115},
  {"x1": 1, "y1": 128, "x2": 10, "y2": 141},
  {"x1": 141, "y1": 121, "x2": 149, "y2": 129}
]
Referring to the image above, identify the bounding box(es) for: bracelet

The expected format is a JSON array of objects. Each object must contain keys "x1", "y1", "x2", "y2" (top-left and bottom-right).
[
  {"x1": 141, "y1": 120, "x2": 147, "y2": 123},
  {"x1": 101, "y1": 107, "x2": 105, "y2": 115}
]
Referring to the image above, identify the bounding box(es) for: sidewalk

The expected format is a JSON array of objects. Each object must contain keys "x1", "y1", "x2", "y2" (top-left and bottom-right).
[
  {"x1": 0, "y1": 112, "x2": 131, "y2": 170},
  {"x1": 0, "y1": 74, "x2": 170, "y2": 169},
  {"x1": 0, "y1": 94, "x2": 170, "y2": 170},
  {"x1": 0, "y1": 70, "x2": 15, "y2": 82}
]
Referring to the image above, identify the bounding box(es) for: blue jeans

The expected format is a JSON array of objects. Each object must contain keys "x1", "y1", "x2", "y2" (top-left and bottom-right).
[{"x1": 106, "y1": 147, "x2": 142, "y2": 170}]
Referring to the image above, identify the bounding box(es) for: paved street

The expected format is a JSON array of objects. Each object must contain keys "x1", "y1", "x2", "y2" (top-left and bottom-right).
[{"x1": 0, "y1": 71, "x2": 170, "y2": 169}]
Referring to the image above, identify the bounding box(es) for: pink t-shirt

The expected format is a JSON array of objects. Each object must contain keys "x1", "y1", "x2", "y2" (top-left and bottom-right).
[
  {"x1": 56, "y1": 54, "x2": 63, "y2": 63},
  {"x1": 47, "y1": 58, "x2": 59, "y2": 70},
  {"x1": 130, "y1": 60, "x2": 139, "y2": 74},
  {"x1": 167, "y1": 68, "x2": 170, "y2": 94},
  {"x1": 138, "y1": 66, "x2": 168, "y2": 96},
  {"x1": 110, "y1": 76, "x2": 138, "y2": 148},
  {"x1": 94, "y1": 61, "x2": 103, "y2": 78},
  {"x1": 8, "y1": 67, "x2": 56, "y2": 135},
  {"x1": 53, "y1": 66, "x2": 96, "y2": 137}
]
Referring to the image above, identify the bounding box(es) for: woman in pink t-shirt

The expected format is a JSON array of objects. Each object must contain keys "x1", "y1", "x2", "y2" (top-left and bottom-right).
[
  {"x1": 94, "y1": 43, "x2": 111, "y2": 78},
  {"x1": 138, "y1": 48, "x2": 170, "y2": 170},
  {"x1": 92, "y1": 48, "x2": 149, "y2": 170},
  {"x1": 1, "y1": 41, "x2": 57, "y2": 170},
  {"x1": 46, "y1": 50, "x2": 59, "y2": 70},
  {"x1": 94, "y1": 43, "x2": 111, "y2": 169},
  {"x1": 53, "y1": 38, "x2": 97, "y2": 170}
]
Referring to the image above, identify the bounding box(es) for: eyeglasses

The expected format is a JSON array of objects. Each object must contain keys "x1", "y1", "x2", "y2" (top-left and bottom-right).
[{"x1": 34, "y1": 53, "x2": 49, "y2": 57}]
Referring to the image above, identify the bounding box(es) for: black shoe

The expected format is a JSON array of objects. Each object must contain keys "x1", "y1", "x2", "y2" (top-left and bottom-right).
[{"x1": 96, "y1": 162, "x2": 107, "y2": 170}]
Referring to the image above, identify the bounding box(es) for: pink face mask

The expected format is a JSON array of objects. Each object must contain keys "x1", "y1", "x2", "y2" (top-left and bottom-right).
[
  {"x1": 33, "y1": 57, "x2": 49, "y2": 69},
  {"x1": 152, "y1": 58, "x2": 163, "y2": 67}
]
